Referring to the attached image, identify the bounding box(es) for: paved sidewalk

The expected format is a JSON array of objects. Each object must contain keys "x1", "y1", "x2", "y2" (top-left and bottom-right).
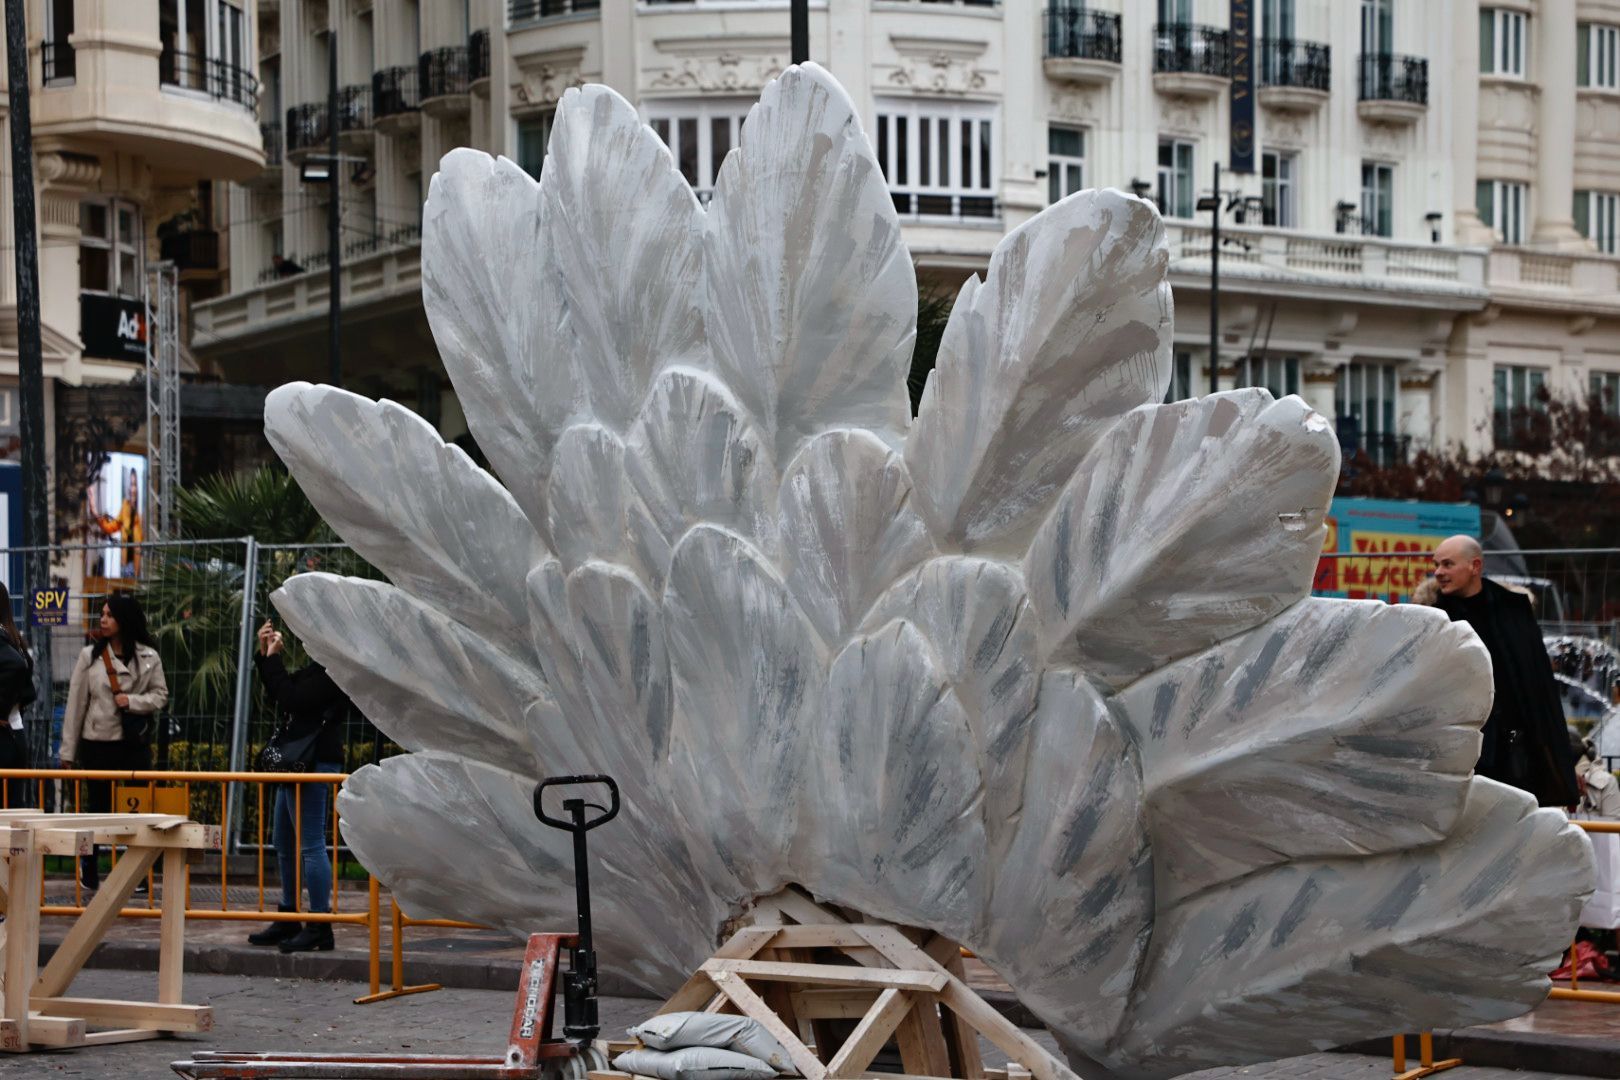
[{"x1": 0, "y1": 968, "x2": 1591, "y2": 1080}]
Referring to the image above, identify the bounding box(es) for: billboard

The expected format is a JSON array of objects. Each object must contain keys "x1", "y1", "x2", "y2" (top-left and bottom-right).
[
  {"x1": 1312, "y1": 497, "x2": 1481, "y2": 604},
  {"x1": 83, "y1": 451, "x2": 146, "y2": 579}
]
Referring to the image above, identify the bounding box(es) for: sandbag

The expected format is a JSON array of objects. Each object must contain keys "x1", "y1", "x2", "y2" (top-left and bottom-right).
[
  {"x1": 630, "y1": 1012, "x2": 796, "y2": 1074},
  {"x1": 613, "y1": 1046, "x2": 777, "y2": 1080}
]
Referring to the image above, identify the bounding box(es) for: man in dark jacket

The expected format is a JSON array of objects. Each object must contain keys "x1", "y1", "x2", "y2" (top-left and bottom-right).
[
  {"x1": 1433, "y1": 535, "x2": 1578, "y2": 807},
  {"x1": 248, "y1": 619, "x2": 349, "y2": 953}
]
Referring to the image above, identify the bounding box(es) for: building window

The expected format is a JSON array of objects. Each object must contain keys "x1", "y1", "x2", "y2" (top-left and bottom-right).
[
  {"x1": 43, "y1": 0, "x2": 75, "y2": 83},
  {"x1": 1592, "y1": 371, "x2": 1620, "y2": 418},
  {"x1": 1047, "y1": 125, "x2": 1085, "y2": 205},
  {"x1": 874, "y1": 100, "x2": 998, "y2": 221},
  {"x1": 1477, "y1": 179, "x2": 1527, "y2": 245},
  {"x1": 1164, "y1": 350, "x2": 1193, "y2": 402},
  {"x1": 80, "y1": 199, "x2": 144, "y2": 299},
  {"x1": 1575, "y1": 190, "x2": 1619, "y2": 254},
  {"x1": 1360, "y1": 161, "x2": 1393, "y2": 237},
  {"x1": 1578, "y1": 23, "x2": 1619, "y2": 89},
  {"x1": 1237, "y1": 355, "x2": 1300, "y2": 398},
  {"x1": 1360, "y1": 0, "x2": 1392, "y2": 56},
  {"x1": 1157, "y1": 138, "x2": 1195, "y2": 220},
  {"x1": 1158, "y1": 0, "x2": 1191, "y2": 23},
  {"x1": 1261, "y1": 149, "x2": 1296, "y2": 228},
  {"x1": 1263, "y1": 0, "x2": 1295, "y2": 41},
  {"x1": 1493, "y1": 364, "x2": 1546, "y2": 448},
  {"x1": 647, "y1": 100, "x2": 752, "y2": 205},
  {"x1": 1480, "y1": 8, "x2": 1527, "y2": 78},
  {"x1": 516, "y1": 111, "x2": 554, "y2": 181},
  {"x1": 159, "y1": 0, "x2": 253, "y2": 107},
  {"x1": 1336, "y1": 361, "x2": 1400, "y2": 465}
]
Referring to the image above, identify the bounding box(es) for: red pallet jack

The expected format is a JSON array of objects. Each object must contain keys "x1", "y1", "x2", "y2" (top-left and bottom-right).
[{"x1": 172, "y1": 775, "x2": 621, "y2": 1080}]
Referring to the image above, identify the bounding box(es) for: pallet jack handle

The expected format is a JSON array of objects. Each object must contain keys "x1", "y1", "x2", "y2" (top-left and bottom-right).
[{"x1": 534, "y1": 774, "x2": 619, "y2": 1044}]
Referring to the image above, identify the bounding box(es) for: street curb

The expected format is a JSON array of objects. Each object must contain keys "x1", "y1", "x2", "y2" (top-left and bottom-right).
[
  {"x1": 1336, "y1": 1029, "x2": 1620, "y2": 1078},
  {"x1": 46, "y1": 940, "x2": 1614, "y2": 1077}
]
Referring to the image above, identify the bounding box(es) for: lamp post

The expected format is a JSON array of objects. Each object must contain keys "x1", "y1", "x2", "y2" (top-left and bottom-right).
[
  {"x1": 326, "y1": 23, "x2": 340, "y2": 387},
  {"x1": 1196, "y1": 162, "x2": 1224, "y2": 395},
  {"x1": 791, "y1": 0, "x2": 808, "y2": 63}
]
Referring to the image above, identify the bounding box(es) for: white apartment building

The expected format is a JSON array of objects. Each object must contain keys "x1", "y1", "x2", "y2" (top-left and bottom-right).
[
  {"x1": 193, "y1": 0, "x2": 1620, "y2": 465},
  {"x1": 0, "y1": 0, "x2": 264, "y2": 543}
]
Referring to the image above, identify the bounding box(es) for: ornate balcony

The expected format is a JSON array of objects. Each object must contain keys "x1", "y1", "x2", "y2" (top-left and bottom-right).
[
  {"x1": 1258, "y1": 39, "x2": 1331, "y2": 112},
  {"x1": 338, "y1": 84, "x2": 372, "y2": 149},
  {"x1": 372, "y1": 66, "x2": 420, "y2": 132},
  {"x1": 1357, "y1": 53, "x2": 1428, "y2": 124},
  {"x1": 1043, "y1": 9, "x2": 1122, "y2": 85},
  {"x1": 1154, "y1": 23, "x2": 1231, "y2": 99},
  {"x1": 159, "y1": 50, "x2": 259, "y2": 111},
  {"x1": 284, "y1": 102, "x2": 328, "y2": 159},
  {"x1": 419, "y1": 46, "x2": 470, "y2": 118}
]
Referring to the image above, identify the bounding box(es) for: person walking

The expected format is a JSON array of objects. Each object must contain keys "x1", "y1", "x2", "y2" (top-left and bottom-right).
[
  {"x1": 0, "y1": 582, "x2": 36, "y2": 807},
  {"x1": 1431, "y1": 535, "x2": 1578, "y2": 807},
  {"x1": 247, "y1": 619, "x2": 347, "y2": 953},
  {"x1": 60, "y1": 593, "x2": 168, "y2": 890}
]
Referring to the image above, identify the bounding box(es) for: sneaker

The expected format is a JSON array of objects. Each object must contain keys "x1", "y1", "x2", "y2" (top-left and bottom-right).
[
  {"x1": 132, "y1": 880, "x2": 149, "y2": 897},
  {"x1": 278, "y1": 923, "x2": 335, "y2": 953}
]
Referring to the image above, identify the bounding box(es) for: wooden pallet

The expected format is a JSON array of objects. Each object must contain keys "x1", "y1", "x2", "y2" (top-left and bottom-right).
[
  {"x1": 591, "y1": 896, "x2": 1079, "y2": 1080},
  {"x1": 0, "y1": 810, "x2": 220, "y2": 1052}
]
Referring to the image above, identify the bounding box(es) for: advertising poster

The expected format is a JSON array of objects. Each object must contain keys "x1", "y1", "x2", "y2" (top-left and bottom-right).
[
  {"x1": 1312, "y1": 497, "x2": 1481, "y2": 604},
  {"x1": 84, "y1": 452, "x2": 146, "y2": 580}
]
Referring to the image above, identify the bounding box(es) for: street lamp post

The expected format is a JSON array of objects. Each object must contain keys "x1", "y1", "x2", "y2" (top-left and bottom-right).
[
  {"x1": 1197, "y1": 162, "x2": 1224, "y2": 395},
  {"x1": 791, "y1": 0, "x2": 808, "y2": 63}
]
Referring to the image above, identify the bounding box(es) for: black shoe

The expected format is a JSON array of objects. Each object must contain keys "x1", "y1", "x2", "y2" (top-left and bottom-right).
[
  {"x1": 278, "y1": 923, "x2": 334, "y2": 953},
  {"x1": 248, "y1": 906, "x2": 301, "y2": 947}
]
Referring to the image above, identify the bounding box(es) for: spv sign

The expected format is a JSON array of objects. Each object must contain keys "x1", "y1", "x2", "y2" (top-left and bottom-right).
[{"x1": 30, "y1": 588, "x2": 67, "y2": 626}]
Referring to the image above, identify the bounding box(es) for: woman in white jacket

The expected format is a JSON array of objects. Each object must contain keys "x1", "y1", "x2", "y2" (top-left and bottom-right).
[{"x1": 60, "y1": 593, "x2": 167, "y2": 890}]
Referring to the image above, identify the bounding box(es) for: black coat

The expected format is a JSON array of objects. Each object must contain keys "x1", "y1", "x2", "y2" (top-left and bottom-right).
[
  {"x1": 254, "y1": 653, "x2": 348, "y2": 767},
  {"x1": 0, "y1": 639, "x2": 35, "y2": 717},
  {"x1": 1437, "y1": 578, "x2": 1578, "y2": 807}
]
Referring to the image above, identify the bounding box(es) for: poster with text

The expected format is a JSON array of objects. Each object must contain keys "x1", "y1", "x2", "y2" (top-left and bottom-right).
[
  {"x1": 1312, "y1": 497, "x2": 1481, "y2": 604},
  {"x1": 84, "y1": 452, "x2": 146, "y2": 580}
]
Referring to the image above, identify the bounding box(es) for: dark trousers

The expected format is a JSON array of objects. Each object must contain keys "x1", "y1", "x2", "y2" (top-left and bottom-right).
[
  {"x1": 75, "y1": 739, "x2": 150, "y2": 887},
  {"x1": 0, "y1": 728, "x2": 30, "y2": 808}
]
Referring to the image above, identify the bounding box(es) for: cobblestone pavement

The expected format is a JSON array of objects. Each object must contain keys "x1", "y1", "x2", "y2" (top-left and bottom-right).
[{"x1": 0, "y1": 969, "x2": 1581, "y2": 1080}]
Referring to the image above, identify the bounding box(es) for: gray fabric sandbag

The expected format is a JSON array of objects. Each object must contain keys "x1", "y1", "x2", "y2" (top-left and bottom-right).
[
  {"x1": 613, "y1": 1046, "x2": 778, "y2": 1080},
  {"x1": 629, "y1": 1012, "x2": 796, "y2": 1074}
]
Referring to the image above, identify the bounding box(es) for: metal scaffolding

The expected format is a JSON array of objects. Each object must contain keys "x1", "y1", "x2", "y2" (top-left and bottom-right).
[{"x1": 145, "y1": 260, "x2": 180, "y2": 539}]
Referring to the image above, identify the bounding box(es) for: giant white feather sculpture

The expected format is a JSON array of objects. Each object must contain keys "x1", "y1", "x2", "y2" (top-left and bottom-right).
[{"x1": 265, "y1": 64, "x2": 1594, "y2": 1080}]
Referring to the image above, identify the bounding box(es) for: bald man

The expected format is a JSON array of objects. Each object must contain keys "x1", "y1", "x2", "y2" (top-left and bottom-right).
[{"x1": 1432, "y1": 535, "x2": 1578, "y2": 807}]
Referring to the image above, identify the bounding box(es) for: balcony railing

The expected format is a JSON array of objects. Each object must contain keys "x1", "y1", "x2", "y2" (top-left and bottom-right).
[
  {"x1": 1043, "y1": 9, "x2": 1122, "y2": 64},
  {"x1": 508, "y1": 0, "x2": 599, "y2": 21},
  {"x1": 1163, "y1": 221, "x2": 1488, "y2": 293},
  {"x1": 420, "y1": 46, "x2": 469, "y2": 101},
  {"x1": 1259, "y1": 39, "x2": 1331, "y2": 91},
  {"x1": 1154, "y1": 23, "x2": 1232, "y2": 78},
  {"x1": 372, "y1": 66, "x2": 420, "y2": 119},
  {"x1": 1358, "y1": 53, "x2": 1428, "y2": 105},
  {"x1": 159, "y1": 50, "x2": 260, "y2": 110},
  {"x1": 42, "y1": 40, "x2": 75, "y2": 82},
  {"x1": 889, "y1": 191, "x2": 999, "y2": 223},
  {"x1": 159, "y1": 230, "x2": 221, "y2": 272},
  {"x1": 338, "y1": 84, "x2": 371, "y2": 132},
  {"x1": 285, "y1": 102, "x2": 329, "y2": 154},
  {"x1": 1337, "y1": 428, "x2": 1411, "y2": 469},
  {"x1": 260, "y1": 121, "x2": 283, "y2": 166},
  {"x1": 469, "y1": 29, "x2": 491, "y2": 83}
]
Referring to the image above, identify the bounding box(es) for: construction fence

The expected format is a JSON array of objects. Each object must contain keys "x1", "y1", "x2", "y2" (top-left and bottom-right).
[{"x1": 2, "y1": 538, "x2": 396, "y2": 782}]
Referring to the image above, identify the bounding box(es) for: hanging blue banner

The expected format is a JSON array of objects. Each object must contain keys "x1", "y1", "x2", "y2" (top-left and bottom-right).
[{"x1": 1230, "y1": 0, "x2": 1256, "y2": 173}]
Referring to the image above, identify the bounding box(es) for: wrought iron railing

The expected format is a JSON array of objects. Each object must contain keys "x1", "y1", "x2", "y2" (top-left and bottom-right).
[
  {"x1": 260, "y1": 122, "x2": 283, "y2": 166},
  {"x1": 42, "y1": 40, "x2": 75, "y2": 82},
  {"x1": 889, "y1": 191, "x2": 999, "y2": 223},
  {"x1": 419, "y1": 46, "x2": 469, "y2": 101},
  {"x1": 1043, "y1": 9, "x2": 1122, "y2": 65},
  {"x1": 159, "y1": 230, "x2": 221, "y2": 272},
  {"x1": 1358, "y1": 52, "x2": 1428, "y2": 105},
  {"x1": 372, "y1": 66, "x2": 420, "y2": 119},
  {"x1": 508, "y1": 0, "x2": 600, "y2": 21},
  {"x1": 338, "y1": 84, "x2": 371, "y2": 132},
  {"x1": 468, "y1": 29, "x2": 491, "y2": 83},
  {"x1": 1259, "y1": 39, "x2": 1331, "y2": 91},
  {"x1": 1153, "y1": 23, "x2": 1232, "y2": 78},
  {"x1": 285, "y1": 102, "x2": 329, "y2": 154},
  {"x1": 159, "y1": 49, "x2": 259, "y2": 110}
]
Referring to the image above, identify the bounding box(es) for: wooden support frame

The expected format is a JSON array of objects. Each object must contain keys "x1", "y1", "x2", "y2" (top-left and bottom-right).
[
  {"x1": 0, "y1": 812, "x2": 215, "y2": 1053},
  {"x1": 604, "y1": 897, "x2": 1078, "y2": 1080}
]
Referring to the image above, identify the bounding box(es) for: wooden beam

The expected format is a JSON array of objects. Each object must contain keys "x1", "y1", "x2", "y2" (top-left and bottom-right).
[
  {"x1": 2, "y1": 827, "x2": 39, "y2": 1047},
  {"x1": 34, "y1": 846, "x2": 161, "y2": 999},
  {"x1": 158, "y1": 847, "x2": 187, "y2": 1005},
  {"x1": 30, "y1": 997, "x2": 211, "y2": 1032},
  {"x1": 78, "y1": 1027, "x2": 161, "y2": 1046},
  {"x1": 708, "y1": 969, "x2": 827, "y2": 1080},
  {"x1": 701, "y1": 959, "x2": 946, "y2": 993},
  {"x1": 894, "y1": 998, "x2": 953, "y2": 1078},
  {"x1": 791, "y1": 989, "x2": 881, "y2": 1020},
  {"x1": 654, "y1": 927, "x2": 780, "y2": 1017},
  {"x1": 767, "y1": 926, "x2": 887, "y2": 951},
  {"x1": 19, "y1": 1013, "x2": 84, "y2": 1048},
  {"x1": 825, "y1": 989, "x2": 913, "y2": 1079}
]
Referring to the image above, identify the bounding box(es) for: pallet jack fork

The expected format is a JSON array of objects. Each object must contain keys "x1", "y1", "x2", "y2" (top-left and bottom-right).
[{"x1": 172, "y1": 775, "x2": 621, "y2": 1080}]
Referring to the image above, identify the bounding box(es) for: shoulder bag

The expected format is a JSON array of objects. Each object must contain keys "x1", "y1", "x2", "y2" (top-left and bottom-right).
[{"x1": 101, "y1": 647, "x2": 150, "y2": 744}]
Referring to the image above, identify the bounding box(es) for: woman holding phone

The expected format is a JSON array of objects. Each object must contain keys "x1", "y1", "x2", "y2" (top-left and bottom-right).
[{"x1": 60, "y1": 592, "x2": 168, "y2": 890}]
